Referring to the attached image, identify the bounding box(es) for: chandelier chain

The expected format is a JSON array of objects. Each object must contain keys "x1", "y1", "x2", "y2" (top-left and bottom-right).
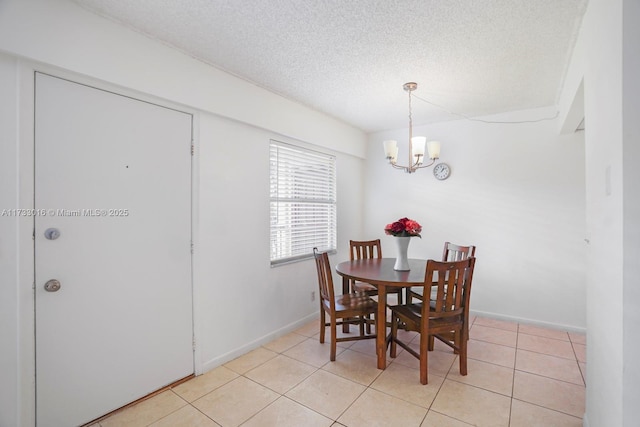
[{"x1": 408, "y1": 88, "x2": 413, "y2": 143}]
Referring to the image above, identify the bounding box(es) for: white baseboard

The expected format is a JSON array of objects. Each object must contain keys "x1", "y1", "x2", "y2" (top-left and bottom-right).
[
  {"x1": 200, "y1": 310, "x2": 586, "y2": 375},
  {"x1": 201, "y1": 312, "x2": 319, "y2": 373},
  {"x1": 470, "y1": 309, "x2": 587, "y2": 334}
]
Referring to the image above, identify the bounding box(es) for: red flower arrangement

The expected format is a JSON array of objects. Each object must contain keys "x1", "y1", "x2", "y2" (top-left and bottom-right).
[{"x1": 384, "y1": 217, "x2": 422, "y2": 238}]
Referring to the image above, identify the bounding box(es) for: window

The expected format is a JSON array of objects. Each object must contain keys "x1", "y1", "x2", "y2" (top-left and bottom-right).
[{"x1": 270, "y1": 140, "x2": 337, "y2": 265}]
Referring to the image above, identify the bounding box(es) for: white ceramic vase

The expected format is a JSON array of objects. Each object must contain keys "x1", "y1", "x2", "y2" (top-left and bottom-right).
[{"x1": 393, "y1": 236, "x2": 411, "y2": 271}]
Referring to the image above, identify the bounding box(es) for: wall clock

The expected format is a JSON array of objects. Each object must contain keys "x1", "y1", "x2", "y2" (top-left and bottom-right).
[{"x1": 433, "y1": 163, "x2": 451, "y2": 180}]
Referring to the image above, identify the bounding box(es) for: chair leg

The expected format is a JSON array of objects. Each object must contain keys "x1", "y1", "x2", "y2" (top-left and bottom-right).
[
  {"x1": 319, "y1": 308, "x2": 326, "y2": 343},
  {"x1": 459, "y1": 330, "x2": 467, "y2": 376},
  {"x1": 359, "y1": 316, "x2": 365, "y2": 336},
  {"x1": 390, "y1": 315, "x2": 398, "y2": 358},
  {"x1": 419, "y1": 331, "x2": 429, "y2": 385},
  {"x1": 330, "y1": 316, "x2": 337, "y2": 361},
  {"x1": 453, "y1": 330, "x2": 460, "y2": 354},
  {"x1": 365, "y1": 313, "x2": 372, "y2": 335}
]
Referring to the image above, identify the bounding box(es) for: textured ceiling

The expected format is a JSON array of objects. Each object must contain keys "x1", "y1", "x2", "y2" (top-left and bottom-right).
[{"x1": 72, "y1": 0, "x2": 587, "y2": 133}]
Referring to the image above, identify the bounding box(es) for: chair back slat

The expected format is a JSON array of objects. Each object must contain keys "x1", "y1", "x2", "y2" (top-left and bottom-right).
[{"x1": 349, "y1": 239, "x2": 382, "y2": 260}]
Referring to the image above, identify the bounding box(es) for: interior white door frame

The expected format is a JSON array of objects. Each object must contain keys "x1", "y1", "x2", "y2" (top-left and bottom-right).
[{"x1": 14, "y1": 60, "x2": 203, "y2": 427}]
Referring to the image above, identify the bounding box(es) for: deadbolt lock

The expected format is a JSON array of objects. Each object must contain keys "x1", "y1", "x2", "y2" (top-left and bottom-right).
[{"x1": 44, "y1": 228, "x2": 61, "y2": 240}]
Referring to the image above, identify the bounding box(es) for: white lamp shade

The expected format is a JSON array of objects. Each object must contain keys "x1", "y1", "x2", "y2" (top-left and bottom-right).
[
  {"x1": 383, "y1": 140, "x2": 398, "y2": 161},
  {"x1": 411, "y1": 136, "x2": 426, "y2": 157},
  {"x1": 427, "y1": 140, "x2": 441, "y2": 159}
]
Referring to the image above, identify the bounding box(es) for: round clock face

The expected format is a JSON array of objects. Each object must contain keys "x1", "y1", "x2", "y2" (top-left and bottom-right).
[{"x1": 433, "y1": 163, "x2": 451, "y2": 180}]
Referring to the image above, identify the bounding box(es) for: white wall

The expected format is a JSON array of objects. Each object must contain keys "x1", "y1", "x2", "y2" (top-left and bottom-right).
[
  {"x1": 621, "y1": 0, "x2": 640, "y2": 423},
  {"x1": 582, "y1": 0, "x2": 640, "y2": 425},
  {"x1": 0, "y1": 0, "x2": 366, "y2": 425},
  {"x1": 364, "y1": 107, "x2": 587, "y2": 330},
  {"x1": 583, "y1": 1, "x2": 623, "y2": 424},
  {"x1": 0, "y1": 54, "x2": 21, "y2": 427},
  {"x1": 196, "y1": 114, "x2": 364, "y2": 370}
]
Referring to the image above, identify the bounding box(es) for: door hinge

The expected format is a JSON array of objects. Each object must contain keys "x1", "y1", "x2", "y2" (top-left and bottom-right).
[
  {"x1": 190, "y1": 242, "x2": 194, "y2": 254},
  {"x1": 192, "y1": 337, "x2": 196, "y2": 351},
  {"x1": 191, "y1": 143, "x2": 194, "y2": 156}
]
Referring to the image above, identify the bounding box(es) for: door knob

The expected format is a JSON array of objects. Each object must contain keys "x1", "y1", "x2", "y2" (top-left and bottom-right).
[{"x1": 44, "y1": 279, "x2": 61, "y2": 292}]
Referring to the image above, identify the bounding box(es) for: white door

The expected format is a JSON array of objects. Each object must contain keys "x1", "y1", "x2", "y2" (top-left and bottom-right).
[{"x1": 34, "y1": 73, "x2": 194, "y2": 427}]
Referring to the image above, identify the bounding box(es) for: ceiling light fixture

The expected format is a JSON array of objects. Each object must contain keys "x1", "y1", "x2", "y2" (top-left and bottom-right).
[{"x1": 383, "y1": 82, "x2": 441, "y2": 173}]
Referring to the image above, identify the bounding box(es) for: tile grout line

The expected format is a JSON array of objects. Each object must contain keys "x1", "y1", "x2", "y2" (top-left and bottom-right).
[
  {"x1": 510, "y1": 397, "x2": 585, "y2": 421},
  {"x1": 509, "y1": 322, "x2": 522, "y2": 425},
  {"x1": 569, "y1": 339, "x2": 587, "y2": 386}
]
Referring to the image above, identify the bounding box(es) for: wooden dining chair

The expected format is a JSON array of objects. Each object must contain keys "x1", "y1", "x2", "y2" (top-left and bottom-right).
[
  {"x1": 407, "y1": 242, "x2": 476, "y2": 349},
  {"x1": 313, "y1": 248, "x2": 377, "y2": 361},
  {"x1": 407, "y1": 242, "x2": 476, "y2": 303},
  {"x1": 349, "y1": 239, "x2": 404, "y2": 304},
  {"x1": 389, "y1": 257, "x2": 476, "y2": 384}
]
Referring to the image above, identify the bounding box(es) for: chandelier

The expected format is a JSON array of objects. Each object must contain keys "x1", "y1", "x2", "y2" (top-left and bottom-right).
[{"x1": 382, "y1": 82, "x2": 441, "y2": 173}]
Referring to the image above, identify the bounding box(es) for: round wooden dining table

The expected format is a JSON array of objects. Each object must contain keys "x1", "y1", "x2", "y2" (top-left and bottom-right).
[{"x1": 335, "y1": 258, "x2": 427, "y2": 369}]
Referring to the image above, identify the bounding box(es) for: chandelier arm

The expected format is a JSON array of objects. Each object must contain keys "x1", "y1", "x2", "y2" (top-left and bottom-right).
[
  {"x1": 389, "y1": 162, "x2": 408, "y2": 170},
  {"x1": 411, "y1": 155, "x2": 424, "y2": 169},
  {"x1": 389, "y1": 157, "x2": 437, "y2": 173},
  {"x1": 414, "y1": 158, "x2": 438, "y2": 169}
]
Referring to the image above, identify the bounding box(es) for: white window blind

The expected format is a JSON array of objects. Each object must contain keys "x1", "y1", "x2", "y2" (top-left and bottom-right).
[{"x1": 270, "y1": 140, "x2": 337, "y2": 265}]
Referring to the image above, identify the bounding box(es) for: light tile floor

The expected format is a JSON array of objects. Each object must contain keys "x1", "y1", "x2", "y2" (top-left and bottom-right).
[{"x1": 92, "y1": 316, "x2": 586, "y2": 427}]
